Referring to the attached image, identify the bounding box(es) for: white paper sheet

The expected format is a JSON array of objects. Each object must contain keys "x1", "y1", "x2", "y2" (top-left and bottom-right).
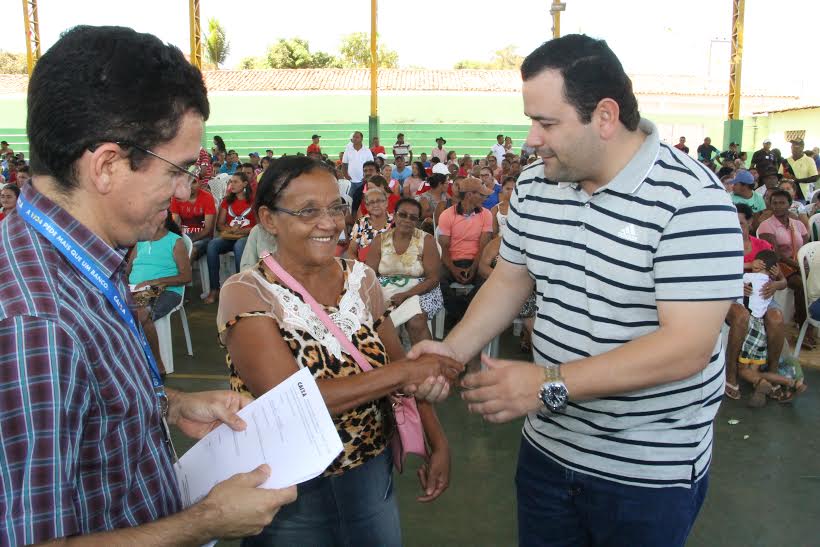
[{"x1": 174, "y1": 367, "x2": 343, "y2": 509}]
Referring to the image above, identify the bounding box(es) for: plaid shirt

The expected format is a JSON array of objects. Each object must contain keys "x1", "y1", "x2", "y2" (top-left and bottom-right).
[{"x1": 0, "y1": 183, "x2": 180, "y2": 545}]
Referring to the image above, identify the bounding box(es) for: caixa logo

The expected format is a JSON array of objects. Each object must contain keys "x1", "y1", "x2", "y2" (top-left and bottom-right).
[{"x1": 298, "y1": 382, "x2": 307, "y2": 397}]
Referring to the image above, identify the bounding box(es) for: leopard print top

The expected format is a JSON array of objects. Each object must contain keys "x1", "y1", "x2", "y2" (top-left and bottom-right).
[{"x1": 217, "y1": 258, "x2": 390, "y2": 476}]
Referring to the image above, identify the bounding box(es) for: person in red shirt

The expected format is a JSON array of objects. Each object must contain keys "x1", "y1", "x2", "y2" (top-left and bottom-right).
[
  {"x1": 307, "y1": 134, "x2": 322, "y2": 156},
  {"x1": 0, "y1": 184, "x2": 20, "y2": 222},
  {"x1": 358, "y1": 175, "x2": 400, "y2": 217},
  {"x1": 170, "y1": 175, "x2": 216, "y2": 261},
  {"x1": 204, "y1": 172, "x2": 256, "y2": 304},
  {"x1": 370, "y1": 136, "x2": 385, "y2": 156}
]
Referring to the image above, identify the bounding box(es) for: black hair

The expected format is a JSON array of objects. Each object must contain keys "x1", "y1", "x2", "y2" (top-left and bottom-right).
[
  {"x1": 755, "y1": 249, "x2": 778, "y2": 270},
  {"x1": 0, "y1": 141, "x2": 7, "y2": 145},
  {"x1": 255, "y1": 155, "x2": 334, "y2": 215},
  {"x1": 2, "y1": 184, "x2": 21, "y2": 198},
  {"x1": 412, "y1": 161, "x2": 427, "y2": 181},
  {"x1": 212, "y1": 135, "x2": 226, "y2": 153},
  {"x1": 426, "y1": 173, "x2": 447, "y2": 189},
  {"x1": 17, "y1": 165, "x2": 30, "y2": 174},
  {"x1": 368, "y1": 175, "x2": 388, "y2": 188},
  {"x1": 227, "y1": 171, "x2": 252, "y2": 204},
  {"x1": 502, "y1": 176, "x2": 516, "y2": 186},
  {"x1": 27, "y1": 26, "x2": 209, "y2": 191},
  {"x1": 241, "y1": 162, "x2": 254, "y2": 170},
  {"x1": 735, "y1": 203, "x2": 753, "y2": 220},
  {"x1": 430, "y1": 157, "x2": 441, "y2": 165},
  {"x1": 521, "y1": 34, "x2": 640, "y2": 131},
  {"x1": 164, "y1": 210, "x2": 182, "y2": 236},
  {"x1": 363, "y1": 160, "x2": 377, "y2": 170},
  {"x1": 266, "y1": 149, "x2": 273, "y2": 154},
  {"x1": 394, "y1": 197, "x2": 422, "y2": 218},
  {"x1": 497, "y1": 134, "x2": 504, "y2": 140},
  {"x1": 770, "y1": 189, "x2": 793, "y2": 205},
  {"x1": 397, "y1": 133, "x2": 404, "y2": 138},
  {"x1": 260, "y1": 156, "x2": 271, "y2": 168}
]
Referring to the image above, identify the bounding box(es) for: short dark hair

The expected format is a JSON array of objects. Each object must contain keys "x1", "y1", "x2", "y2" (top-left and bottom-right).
[
  {"x1": 431, "y1": 157, "x2": 441, "y2": 165},
  {"x1": 255, "y1": 156, "x2": 335, "y2": 215},
  {"x1": 0, "y1": 141, "x2": 7, "y2": 146},
  {"x1": 27, "y1": 26, "x2": 209, "y2": 191},
  {"x1": 521, "y1": 34, "x2": 640, "y2": 131},
  {"x1": 755, "y1": 249, "x2": 778, "y2": 270},
  {"x1": 17, "y1": 165, "x2": 30, "y2": 174},
  {"x1": 734, "y1": 203, "x2": 753, "y2": 220},
  {"x1": 770, "y1": 189, "x2": 793, "y2": 205},
  {"x1": 241, "y1": 162, "x2": 254, "y2": 170},
  {"x1": 394, "y1": 197, "x2": 422, "y2": 217},
  {"x1": 502, "y1": 176, "x2": 516, "y2": 186},
  {"x1": 368, "y1": 175, "x2": 388, "y2": 188},
  {"x1": 426, "y1": 173, "x2": 447, "y2": 189},
  {"x1": 2, "y1": 184, "x2": 21, "y2": 198},
  {"x1": 363, "y1": 160, "x2": 377, "y2": 170}
]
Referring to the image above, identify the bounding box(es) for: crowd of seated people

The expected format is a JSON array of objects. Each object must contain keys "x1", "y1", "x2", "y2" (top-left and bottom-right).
[{"x1": 690, "y1": 139, "x2": 817, "y2": 407}]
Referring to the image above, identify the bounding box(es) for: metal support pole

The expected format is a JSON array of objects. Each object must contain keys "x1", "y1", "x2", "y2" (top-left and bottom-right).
[
  {"x1": 21, "y1": 0, "x2": 41, "y2": 76},
  {"x1": 727, "y1": 0, "x2": 745, "y2": 120},
  {"x1": 189, "y1": 0, "x2": 202, "y2": 69},
  {"x1": 368, "y1": 0, "x2": 379, "y2": 143},
  {"x1": 724, "y1": 0, "x2": 745, "y2": 150},
  {"x1": 550, "y1": 1, "x2": 566, "y2": 39}
]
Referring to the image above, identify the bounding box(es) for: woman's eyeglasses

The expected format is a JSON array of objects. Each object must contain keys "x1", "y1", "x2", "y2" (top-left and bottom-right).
[
  {"x1": 273, "y1": 203, "x2": 348, "y2": 221},
  {"x1": 395, "y1": 211, "x2": 420, "y2": 222}
]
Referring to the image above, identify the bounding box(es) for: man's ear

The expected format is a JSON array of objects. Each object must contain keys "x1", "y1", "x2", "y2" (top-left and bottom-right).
[{"x1": 78, "y1": 143, "x2": 127, "y2": 195}]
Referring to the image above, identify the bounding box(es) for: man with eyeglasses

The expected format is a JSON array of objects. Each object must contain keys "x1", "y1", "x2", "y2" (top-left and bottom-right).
[{"x1": 0, "y1": 26, "x2": 296, "y2": 546}]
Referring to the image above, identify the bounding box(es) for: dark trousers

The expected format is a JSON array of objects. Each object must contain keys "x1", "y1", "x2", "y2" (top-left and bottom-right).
[
  {"x1": 516, "y1": 437, "x2": 709, "y2": 547},
  {"x1": 440, "y1": 259, "x2": 483, "y2": 324}
]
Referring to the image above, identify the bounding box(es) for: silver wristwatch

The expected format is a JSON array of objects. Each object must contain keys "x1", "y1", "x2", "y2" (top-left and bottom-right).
[{"x1": 538, "y1": 365, "x2": 569, "y2": 412}]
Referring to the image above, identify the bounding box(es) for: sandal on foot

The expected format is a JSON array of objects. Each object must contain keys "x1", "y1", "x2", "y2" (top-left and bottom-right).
[
  {"x1": 724, "y1": 382, "x2": 741, "y2": 400},
  {"x1": 748, "y1": 379, "x2": 773, "y2": 408}
]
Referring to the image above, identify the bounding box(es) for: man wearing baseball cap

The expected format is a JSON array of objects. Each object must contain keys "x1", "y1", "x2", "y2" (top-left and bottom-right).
[
  {"x1": 751, "y1": 139, "x2": 775, "y2": 170},
  {"x1": 730, "y1": 169, "x2": 766, "y2": 213},
  {"x1": 780, "y1": 138, "x2": 818, "y2": 199},
  {"x1": 307, "y1": 134, "x2": 322, "y2": 155},
  {"x1": 437, "y1": 177, "x2": 494, "y2": 322}
]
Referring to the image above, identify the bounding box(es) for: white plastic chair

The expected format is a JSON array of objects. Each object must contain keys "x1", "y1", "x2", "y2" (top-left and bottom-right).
[
  {"x1": 793, "y1": 241, "x2": 820, "y2": 358},
  {"x1": 809, "y1": 213, "x2": 820, "y2": 241},
  {"x1": 208, "y1": 173, "x2": 230, "y2": 205},
  {"x1": 483, "y1": 318, "x2": 524, "y2": 358},
  {"x1": 154, "y1": 234, "x2": 194, "y2": 374}
]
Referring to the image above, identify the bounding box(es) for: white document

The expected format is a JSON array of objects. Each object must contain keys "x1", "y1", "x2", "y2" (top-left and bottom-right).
[{"x1": 174, "y1": 367, "x2": 343, "y2": 509}]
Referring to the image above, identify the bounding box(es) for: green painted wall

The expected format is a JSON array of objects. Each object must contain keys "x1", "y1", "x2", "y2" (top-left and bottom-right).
[{"x1": 745, "y1": 108, "x2": 820, "y2": 152}]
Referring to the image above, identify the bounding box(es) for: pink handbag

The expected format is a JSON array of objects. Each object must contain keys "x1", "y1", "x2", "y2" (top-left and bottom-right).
[{"x1": 262, "y1": 254, "x2": 427, "y2": 473}]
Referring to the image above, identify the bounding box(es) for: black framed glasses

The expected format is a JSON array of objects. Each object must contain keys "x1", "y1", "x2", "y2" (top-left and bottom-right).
[
  {"x1": 273, "y1": 203, "x2": 349, "y2": 221},
  {"x1": 115, "y1": 141, "x2": 201, "y2": 181},
  {"x1": 395, "y1": 211, "x2": 420, "y2": 222}
]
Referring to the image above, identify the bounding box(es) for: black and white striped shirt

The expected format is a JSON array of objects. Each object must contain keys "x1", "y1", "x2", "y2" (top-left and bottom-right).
[{"x1": 501, "y1": 119, "x2": 743, "y2": 488}]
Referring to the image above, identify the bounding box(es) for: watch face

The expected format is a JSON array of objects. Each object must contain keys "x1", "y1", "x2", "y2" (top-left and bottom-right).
[{"x1": 540, "y1": 383, "x2": 568, "y2": 411}]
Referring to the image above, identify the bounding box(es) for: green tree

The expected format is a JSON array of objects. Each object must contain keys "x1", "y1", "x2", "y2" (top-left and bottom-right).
[
  {"x1": 204, "y1": 17, "x2": 230, "y2": 69},
  {"x1": 266, "y1": 38, "x2": 314, "y2": 69},
  {"x1": 238, "y1": 56, "x2": 268, "y2": 70},
  {"x1": 338, "y1": 32, "x2": 398, "y2": 68},
  {"x1": 454, "y1": 45, "x2": 523, "y2": 70},
  {"x1": 0, "y1": 51, "x2": 27, "y2": 74},
  {"x1": 310, "y1": 51, "x2": 342, "y2": 69}
]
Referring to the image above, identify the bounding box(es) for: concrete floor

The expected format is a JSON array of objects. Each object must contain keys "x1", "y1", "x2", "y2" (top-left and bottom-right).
[{"x1": 165, "y1": 298, "x2": 820, "y2": 547}]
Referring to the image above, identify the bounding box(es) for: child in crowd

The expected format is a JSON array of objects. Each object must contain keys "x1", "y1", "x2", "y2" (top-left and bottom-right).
[{"x1": 739, "y1": 249, "x2": 806, "y2": 406}]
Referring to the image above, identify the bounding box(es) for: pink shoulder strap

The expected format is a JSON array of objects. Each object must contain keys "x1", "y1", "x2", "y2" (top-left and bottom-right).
[{"x1": 262, "y1": 254, "x2": 374, "y2": 372}]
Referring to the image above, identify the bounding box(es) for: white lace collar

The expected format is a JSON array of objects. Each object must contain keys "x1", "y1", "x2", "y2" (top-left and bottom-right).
[{"x1": 252, "y1": 259, "x2": 371, "y2": 363}]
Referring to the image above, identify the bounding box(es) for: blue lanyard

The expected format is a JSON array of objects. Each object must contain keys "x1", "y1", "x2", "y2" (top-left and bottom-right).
[{"x1": 17, "y1": 193, "x2": 165, "y2": 393}]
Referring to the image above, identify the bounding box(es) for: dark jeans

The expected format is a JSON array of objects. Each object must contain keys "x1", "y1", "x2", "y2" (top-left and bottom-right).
[
  {"x1": 440, "y1": 259, "x2": 483, "y2": 323},
  {"x1": 809, "y1": 298, "x2": 820, "y2": 321},
  {"x1": 190, "y1": 237, "x2": 210, "y2": 260},
  {"x1": 241, "y1": 448, "x2": 400, "y2": 547},
  {"x1": 516, "y1": 437, "x2": 709, "y2": 547},
  {"x1": 206, "y1": 237, "x2": 247, "y2": 290}
]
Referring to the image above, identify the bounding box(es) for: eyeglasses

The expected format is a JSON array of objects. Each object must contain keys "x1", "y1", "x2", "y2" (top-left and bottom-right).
[
  {"x1": 115, "y1": 141, "x2": 201, "y2": 181},
  {"x1": 273, "y1": 203, "x2": 348, "y2": 221},
  {"x1": 396, "y1": 211, "x2": 420, "y2": 222}
]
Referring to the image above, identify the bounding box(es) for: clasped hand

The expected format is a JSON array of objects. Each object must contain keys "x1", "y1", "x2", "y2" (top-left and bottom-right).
[{"x1": 407, "y1": 341, "x2": 544, "y2": 421}]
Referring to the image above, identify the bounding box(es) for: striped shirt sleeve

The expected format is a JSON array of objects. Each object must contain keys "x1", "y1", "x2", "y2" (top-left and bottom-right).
[
  {"x1": 500, "y1": 183, "x2": 526, "y2": 265},
  {"x1": 0, "y1": 316, "x2": 87, "y2": 544},
  {"x1": 653, "y1": 188, "x2": 744, "y2": 301}
]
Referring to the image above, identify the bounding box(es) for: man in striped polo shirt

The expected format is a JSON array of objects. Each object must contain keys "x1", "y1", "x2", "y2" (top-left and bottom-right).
[{"x1": 410, "y1": 34, "x2": 742, "y2": 546}]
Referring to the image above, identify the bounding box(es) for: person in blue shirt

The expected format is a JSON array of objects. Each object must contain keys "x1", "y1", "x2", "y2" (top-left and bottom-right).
[
  {"x1": 393, "y1": 155, "x2": 412, "y2": 185},
  {"x1": 479, "y1": 166, "x2": 502, "y2": 209},
  {"x1": 219, "y1": 150, "x2": 239, "y2": 175}
]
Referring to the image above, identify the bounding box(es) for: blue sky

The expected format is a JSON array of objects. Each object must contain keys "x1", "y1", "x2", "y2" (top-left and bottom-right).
[{"x1": 3, "y1": 0, "x2": 819, "y2": 96}]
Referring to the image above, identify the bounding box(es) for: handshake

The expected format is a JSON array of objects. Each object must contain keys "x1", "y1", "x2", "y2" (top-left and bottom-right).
[{"x1": 398, "y1": 340, "x2": 549, "y2": 423}]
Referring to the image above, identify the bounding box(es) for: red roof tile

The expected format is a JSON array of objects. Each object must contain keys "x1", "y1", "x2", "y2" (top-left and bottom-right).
[{"x1": 0, "y1": 69, "x2": 798, "y2": 98}]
